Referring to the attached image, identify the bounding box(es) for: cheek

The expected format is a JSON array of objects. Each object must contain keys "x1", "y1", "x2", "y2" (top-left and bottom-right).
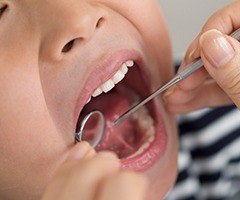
[
  {"x1": 0, "y1": 62, "x2": 70, "y2": 198},
  {"x1": 125, "y1": 2, "x2": 173, "y2": 83},
  {"x1": 106, "y1": 0, "x2": 172, "y2": 84}
]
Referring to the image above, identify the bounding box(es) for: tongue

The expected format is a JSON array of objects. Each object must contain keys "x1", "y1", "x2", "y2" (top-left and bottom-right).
[{"x1": 82, "y1": 91, "x2": 143, "y2": 158}]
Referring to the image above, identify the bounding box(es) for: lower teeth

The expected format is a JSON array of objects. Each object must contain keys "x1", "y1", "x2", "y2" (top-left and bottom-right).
[{"x1": 127, "y1": 105, "x2": 155, "y2": 159}]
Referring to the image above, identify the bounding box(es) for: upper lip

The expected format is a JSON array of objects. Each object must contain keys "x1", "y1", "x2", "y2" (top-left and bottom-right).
[{"x1": 73, "y1": 49, "x2": 143, "y2": 129}]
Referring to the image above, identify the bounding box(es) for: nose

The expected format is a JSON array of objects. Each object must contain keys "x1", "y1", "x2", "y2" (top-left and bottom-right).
[{"x1": 40, "y1": 2, "x2": 106, "y2": 61}]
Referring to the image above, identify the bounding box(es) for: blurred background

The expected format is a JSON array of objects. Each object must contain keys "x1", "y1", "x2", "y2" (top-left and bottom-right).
[{"x1": 157, "y1": 0, "x2": 233, "y2": 62}]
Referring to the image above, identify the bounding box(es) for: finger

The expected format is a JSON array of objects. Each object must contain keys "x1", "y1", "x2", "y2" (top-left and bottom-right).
[
  {"x1": 165, "y1": 58, "x2": 209, "y2": 98},
  {"x1": 177, "y1": 67, "x2": 209, "y2": 91},
  {"x1": 164, "y1": 85, "x2": 202, "y2": 105},
  {"x1": 178, "y1": 1, "x2": 240, "y2": 89},
  {"x1": 182, "y1": 32, "x2": 201, "y2": 65},
  {"x1": 166, "y1": 81, "x2": 232, "y2": 113},
  {"x1": 177, "y1": 31, "x2": 208, "y2": 92},
  {"x1": 163, "y1": 70, "x2": 209, "y2": 105},
  {"x1": 97, "y1": 171, "x2": 148, "y2": 200},
  {"x1": 200, "y1": 1, "x2": 240, "y2": 36},
  {"x1": 55, "y1": 142, "x2": 97, "y2": 176},
  {"x1": 41, "y1": 142, "x2": 95, "y2": 200},
  {"x1": 199, "y1": 29, "x2": 240, "y2": 108},
  {"x1": 184, "y1": 0, "x2": 240, "y2": 64},
  {"x1": 42, "y1": 152, "x2": 120, "y2": 200},
  {"x1": 65, "y1": 152, "x2": 120, "y2": 200},
  {"x1": 66, "y1": 141, "x2": 96, "y2": 161}
]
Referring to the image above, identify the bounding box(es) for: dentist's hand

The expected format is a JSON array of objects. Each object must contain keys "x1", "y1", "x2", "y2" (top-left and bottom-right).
[
  {"x1": 41, "y1": 142, "x2": 148, "y2": 200},
  {"x1": 164, "y1": 0, "x2": 240, "y2": 112}
]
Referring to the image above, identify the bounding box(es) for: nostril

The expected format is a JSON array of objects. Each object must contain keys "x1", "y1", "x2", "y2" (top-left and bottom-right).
[
  {"x1": 96, "y1": 17, "x2": 104, "y2": 28},
  {"x1": 62, "y1": 39, "x2": 75, "y2": 53},
  {"x1": 0, "y1": 4, "x2": 8, "y2": 18},
  {"x1": 61, "y1": 17, "x2": 104, "y2": 54}
]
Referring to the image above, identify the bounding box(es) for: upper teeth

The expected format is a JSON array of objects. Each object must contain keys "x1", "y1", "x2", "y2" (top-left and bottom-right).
[{"x1": 92, "y1": 60, "x2": 134, "y2": 98}]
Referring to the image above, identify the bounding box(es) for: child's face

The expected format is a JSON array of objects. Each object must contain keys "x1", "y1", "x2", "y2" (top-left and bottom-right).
[{"x1": 0, "y1": 0, "x2": 177, "y2": 199}]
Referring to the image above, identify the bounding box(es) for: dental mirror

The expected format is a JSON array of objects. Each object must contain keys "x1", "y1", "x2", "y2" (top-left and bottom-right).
[{"x1": 75, "y1": 110, "x2": 105, "y2": 148}]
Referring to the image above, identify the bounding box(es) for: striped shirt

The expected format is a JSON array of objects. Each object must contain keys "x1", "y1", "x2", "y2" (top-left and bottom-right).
[{"x1": 166, "y1": 105, "x2": 240, "y2": 200}]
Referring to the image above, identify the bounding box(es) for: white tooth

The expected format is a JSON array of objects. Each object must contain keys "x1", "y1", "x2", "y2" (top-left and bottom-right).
[
  {"x1": 146, "y1": 126, "x2": 154, "y2": 137},
  {"x1": 126, "y1": 60, "x2": 134, "y2": 67},
  {"x1": 128, "y1": 140, "x2": 152, "y2": 159},
  {"x1": 141, "y1": 141, "x2": 151, "y2": 151},
  {"x1": 141, "y1": 116, "x2": 154, "y2": 130},
  {"x1": 121, "y1": 63, "x2": 128, "y2": 74},
  {"x1": 91, "y1": 61, "x2": 132, "y2": 98},
  {"x1": 92, "y1": 88, "x2": 102, "y2": 97},
  {"x1": 112, "y1": 70, "x2": 125, "y2": 84},
  {"x1": 148, "y1": 135, "x2": 154, "y2": 143},
  {"x1": 86, "y1": 97, "x2": 91, "y2": 104},
  {"x1": 101, "y1": 79, "x2": 115, "y2": 93}
]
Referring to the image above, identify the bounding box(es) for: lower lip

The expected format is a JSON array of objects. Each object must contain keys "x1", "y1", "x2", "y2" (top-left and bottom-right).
[{"x1": 120, "y1": 98, "x2": 168, "y2": 172}]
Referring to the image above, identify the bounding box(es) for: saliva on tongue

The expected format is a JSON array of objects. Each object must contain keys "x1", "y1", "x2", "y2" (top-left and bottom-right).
[{"x1": 82, "y1": 90, "x2": 145, "y2": 158}]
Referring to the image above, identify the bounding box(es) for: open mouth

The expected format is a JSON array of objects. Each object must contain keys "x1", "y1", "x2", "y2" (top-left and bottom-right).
[{"x1": 75, "y1": 50, "x2": 167, "y2": 172}]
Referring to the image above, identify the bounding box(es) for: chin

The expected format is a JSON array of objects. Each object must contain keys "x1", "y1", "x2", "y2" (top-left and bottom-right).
[{"x1": 74, "y1": 48, "x2": 178, "y2": 199}]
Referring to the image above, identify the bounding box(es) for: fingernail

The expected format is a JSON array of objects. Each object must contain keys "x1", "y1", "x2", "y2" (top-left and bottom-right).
[
  {"x1": 68, "y1": 142, "x2": 95, "y2": 160},
  {"x1": 163, "y1": 86, "x2": 176, "y2": 98},
  {"x1": 200, "y1": 29, "x2": 235, "y2": 67},
  {"x1": 189, "y1": 47, "x2": 198, "y2": 60}
]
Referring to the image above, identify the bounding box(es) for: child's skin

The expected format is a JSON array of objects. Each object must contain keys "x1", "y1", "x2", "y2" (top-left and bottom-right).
[{"x1": 0, "y1": 0, "x2": 178, "y2": 199}]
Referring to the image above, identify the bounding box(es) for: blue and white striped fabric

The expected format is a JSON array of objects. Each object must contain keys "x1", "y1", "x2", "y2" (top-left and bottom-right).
[{"x1": 167, "y1": 105, "x2": 240, "y2": 200}]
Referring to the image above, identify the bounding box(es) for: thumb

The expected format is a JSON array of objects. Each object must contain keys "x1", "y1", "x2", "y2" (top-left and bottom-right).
[
  {"x1": 67, "y1": 141, "x2": 96, "y2": 161},
  {"x1": 200, "y1": 29, "x2": 240, "y2": 108}
]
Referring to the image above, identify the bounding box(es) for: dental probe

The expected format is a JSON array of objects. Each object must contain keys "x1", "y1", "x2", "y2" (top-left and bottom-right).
[{"x1": 114, "y1": 28, "x2": 240, "y2": 125}]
